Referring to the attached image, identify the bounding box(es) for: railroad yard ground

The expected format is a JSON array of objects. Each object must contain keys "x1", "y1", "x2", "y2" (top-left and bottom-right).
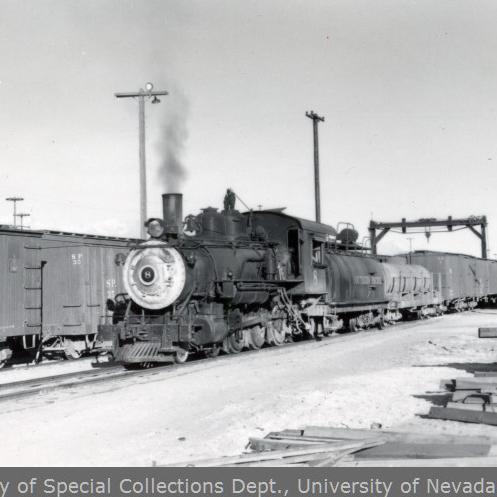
[{"x1": 0, "y1": 311, "x2": 496, "y2": 466}]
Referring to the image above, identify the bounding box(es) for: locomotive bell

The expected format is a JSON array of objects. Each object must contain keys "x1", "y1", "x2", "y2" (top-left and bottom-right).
[{"x1": 162, "y1": 193, "x2": 183, "y2": 236}]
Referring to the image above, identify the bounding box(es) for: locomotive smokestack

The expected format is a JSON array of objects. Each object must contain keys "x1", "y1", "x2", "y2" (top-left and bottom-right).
[{"x1": 162, "y1": 193, "x2": 183, "y2": 235}]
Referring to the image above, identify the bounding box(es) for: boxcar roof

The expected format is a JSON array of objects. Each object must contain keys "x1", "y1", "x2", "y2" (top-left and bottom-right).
[
  {"x1": 0, "y1": 225, "x2": 139, "y2": 243},
  {"x1": 401, "y1": 250, "x2": 497, "y2": 262}
]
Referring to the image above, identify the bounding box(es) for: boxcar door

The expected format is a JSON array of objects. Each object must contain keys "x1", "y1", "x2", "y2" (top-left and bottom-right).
[{"x1": 40, "y1": 244, "x2": 86, "y2": 338}]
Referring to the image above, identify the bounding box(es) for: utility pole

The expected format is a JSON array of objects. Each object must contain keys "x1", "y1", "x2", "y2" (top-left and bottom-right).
[
  {"x1": 305, "y1": 111, "x2": 325, "y2": 223},
  {"x1": 115, "y1": 83, "x2": 169, "y2": 238},
  {"x1": 15, "y1": 213, "x2": 30, "y2": 229},
  {"x1": 6, "y1": 197, "x2": 24, "y2": 227},
  {"x1": 407, "y1": 237, "x2": 413, "y2": 253}
]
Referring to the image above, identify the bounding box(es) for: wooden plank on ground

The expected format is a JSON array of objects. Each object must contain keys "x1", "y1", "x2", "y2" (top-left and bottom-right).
[
  {"x1": 455, "y1": 377, "x2": 497, "y2": 390},
  {"x1": 460, "y1": 395, "x2": 487, "y2": 404},
  {"x1": 446, "y1": 402, "x2": 485, "y2": 411},
  {"x1": 302, "y1": 426, "x2": 383, "y2": 441},
  {"x1": 236, "y1": 447, "x2": 364, "y2": 467},
  {"x1": 479, "y1": 327, "x2": 497, "y2": 338},
  {"x1": 266, "y1": 433, "x2": 336, "y2": 442},
  {"x1": 302, "y1": 426, "x2": 496, "y2": 444},
  {"x1": 356, "y1": 442, "x2": 492, "y2": 459},
  {"x1": 165, "y1": 439, "x2": 384, "y2": 467},
  {"x1": 336, "y1": 456, "x2": 497, "y2": 467},
  {"x1": 267, "y1": 429, "x2": 304, "y2": 438},
  {"x1": 248, "y1": 437, "x2": 328, "y2": 451},
  {"x1": 451, "y1": 390, "x2": 482, "y2": 401},
  {"x1": 428, "y1": 406, "x2": 497, "y2": 425}
]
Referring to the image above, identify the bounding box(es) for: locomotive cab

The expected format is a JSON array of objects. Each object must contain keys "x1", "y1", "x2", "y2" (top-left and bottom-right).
[{"x1": 245, "y1": 211, "x2": 335, "y2": 295}]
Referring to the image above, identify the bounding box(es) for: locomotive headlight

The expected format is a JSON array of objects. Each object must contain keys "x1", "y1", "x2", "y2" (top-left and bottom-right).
[
  {"x1": 123, "y1": 241, "x2": 186, "y2": 309},
  {"x1": 146, "y1": 219, "x2": 165, "y2": 239}
]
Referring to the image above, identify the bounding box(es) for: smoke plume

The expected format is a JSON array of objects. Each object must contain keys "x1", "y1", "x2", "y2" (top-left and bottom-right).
[{"x1": 156, "y1": 90, "x2": 189, "y2": 192}]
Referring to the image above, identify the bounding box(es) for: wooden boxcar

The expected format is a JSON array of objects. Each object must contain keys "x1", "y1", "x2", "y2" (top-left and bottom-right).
[
  {"x1": 0, "y1": 226, "x2": 135, "y2": 364},
  {"x1": 408, "y1": 251, "x2": 497, "y2": 309}
]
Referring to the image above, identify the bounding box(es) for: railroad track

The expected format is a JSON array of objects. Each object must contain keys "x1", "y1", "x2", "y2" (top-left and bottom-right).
[
  {"x1": 0, "y1": 365, "x2": 131, "y2": 403},
  {"x1": 0, "y1": 315, "x2": 443, "y2": 405},
  {"x1": 3, "y1": 355, "x2": 96, "y2": 372}
]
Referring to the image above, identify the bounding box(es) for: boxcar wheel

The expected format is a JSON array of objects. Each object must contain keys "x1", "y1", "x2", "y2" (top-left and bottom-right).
[
  {"x1": 64, "y1": 349, "x2": 81, "y2": 360},
  {"x1": 63, "y1": 339, "x2": 81, "y2": 360}
]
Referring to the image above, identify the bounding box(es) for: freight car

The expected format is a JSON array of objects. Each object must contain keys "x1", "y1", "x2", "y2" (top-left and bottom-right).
[
  {"x1": 407, "y1": 251, "x2": 497, "y2": 311},
  {"x1": 0, "y1": 226, "x2": 134, "y2": 367},
  {"x1": 101, "y1": 191, "x2": 447, "y2": 366}
]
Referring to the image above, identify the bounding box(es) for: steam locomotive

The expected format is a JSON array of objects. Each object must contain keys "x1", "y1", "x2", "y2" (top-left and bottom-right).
[{"x1": 99, "y1": 190, "x2": 497, "y2": 366}]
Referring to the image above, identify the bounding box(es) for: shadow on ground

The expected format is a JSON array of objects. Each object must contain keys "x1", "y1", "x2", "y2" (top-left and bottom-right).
[
  {"x1": 414, "y1": 393, "x2": 452, "y2": 406},
  {"x1": 414, "y1": 362, "x2": 497, "y2": 374}
]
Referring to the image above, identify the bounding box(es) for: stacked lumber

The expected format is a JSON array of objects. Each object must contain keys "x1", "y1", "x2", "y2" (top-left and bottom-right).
[
  {"x1": 479, "y1": 327, "x2": 497, "y2": 338},
  {"x1": 168, "y1": 426, "x2": 497, "y2": 467},
  {"x1": 427, "y1": 372, "x2": 497, "y2": 425},
  {"x1": 426, "y1": 328, "x2": 497, "y2": 425}
]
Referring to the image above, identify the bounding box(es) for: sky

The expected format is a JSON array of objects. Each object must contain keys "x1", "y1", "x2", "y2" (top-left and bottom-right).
[{"x1": 1, "y1": 0, "x2": 497, "y2": 256}]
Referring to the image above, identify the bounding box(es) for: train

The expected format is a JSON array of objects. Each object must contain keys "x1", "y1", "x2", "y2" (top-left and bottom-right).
[
  {"x1": 0, "y1": 226, "x2": 134, "y2": 367},
  {"x1": 99, "y1": 190, "x2": 497, "y2": 367}
]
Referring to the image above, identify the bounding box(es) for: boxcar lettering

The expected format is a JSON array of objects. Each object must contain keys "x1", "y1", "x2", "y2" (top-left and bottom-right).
[{"x1": 71, "y1": 253, "x2": 83, "y2": 264}]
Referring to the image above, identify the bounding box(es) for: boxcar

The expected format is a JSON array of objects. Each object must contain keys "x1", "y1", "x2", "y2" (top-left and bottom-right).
[
  {"x1": 0, "y1": 226, "x2": 135, "y2": 365},
  {"x1": 408, "y1": 250, "x2": 497, "y2": 309}
]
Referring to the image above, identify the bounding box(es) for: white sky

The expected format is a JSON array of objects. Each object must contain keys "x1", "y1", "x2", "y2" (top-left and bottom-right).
[{"x1": 1, "y1": 0, "x2": 496, "y2": 256}]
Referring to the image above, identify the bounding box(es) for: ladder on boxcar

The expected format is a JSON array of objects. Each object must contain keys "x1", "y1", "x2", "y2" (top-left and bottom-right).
[{"x1": 23, "y1": 246, "x2": 45, "y2": 357}]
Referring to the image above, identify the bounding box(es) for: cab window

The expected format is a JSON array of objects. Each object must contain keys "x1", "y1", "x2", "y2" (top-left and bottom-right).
[
  {"x1": 287, "y1": 229, "x2": 301, "y2": 275},
  {"x1": 312, "y1": 240, "x2": 324, "y2": 265}
]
